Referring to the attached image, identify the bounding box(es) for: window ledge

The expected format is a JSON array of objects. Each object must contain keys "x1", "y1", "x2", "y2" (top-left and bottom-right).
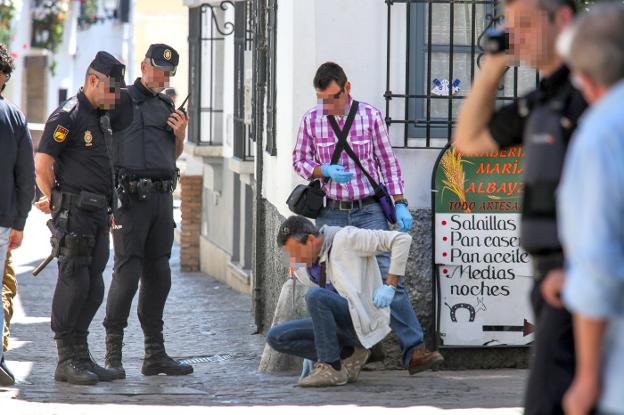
[
  {"x1": 184, "y1": 142, "x2": 224, "y2": 159},
  {"x1": 228, "y1": 157, "x2": 254, "y2": 176}
]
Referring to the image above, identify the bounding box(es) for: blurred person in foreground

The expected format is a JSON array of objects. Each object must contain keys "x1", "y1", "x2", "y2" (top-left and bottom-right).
[
  {"x1": 556, "y1": 4, "x2": 624, "y2": 415},
  {"x1": 453, "y1": 0, "x2": 585, "y2": 413}
]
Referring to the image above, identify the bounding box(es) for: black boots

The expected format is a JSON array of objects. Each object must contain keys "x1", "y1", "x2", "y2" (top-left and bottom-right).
[
  {"x1": 104, "y1": 332, "x2": 126, "y2": 380},
  {"x1": 141, "y1": 336, "x2": 193, "y2": 376},
  {"x1": 75, "y1": 333, "x2": 119, "y2": 382},
  {"x1": 54, "y1": 338, "x2": 98, "y2": 385}
]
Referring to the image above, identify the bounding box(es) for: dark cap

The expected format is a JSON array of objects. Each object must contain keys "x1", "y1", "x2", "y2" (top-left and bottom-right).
[
  {"x1": 145, "y1": 43, "x2": 179, "y2": 73},
  {"x1": 89, "y1": 51, "x2": 126, "y2": 88}
]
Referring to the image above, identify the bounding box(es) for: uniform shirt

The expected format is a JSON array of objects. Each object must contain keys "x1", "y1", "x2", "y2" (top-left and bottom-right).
[
  {"x1": 38, "y1": 90, "x2": 112, "y2": 197},
  {"x1": 292, "y1": 96, "x2": 405, "y2": 201},
  {"x1": 488, "y1": 65, "x2": 587, "y2": 148},
  {"x1": 558, "y1": 80, "x2": 624, "y2": 414},
  {"x1": 487, "y1": 65, "x2": 587, "y2": 256}
]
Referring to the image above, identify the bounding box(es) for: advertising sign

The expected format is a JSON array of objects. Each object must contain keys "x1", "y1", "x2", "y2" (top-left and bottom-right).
[{"x1": 432, "y1": 145, "x2": 535, "y2": 347}]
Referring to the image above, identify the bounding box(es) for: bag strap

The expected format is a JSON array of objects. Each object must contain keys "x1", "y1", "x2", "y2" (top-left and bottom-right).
[
  {"x1": 328, "y1": 102, "x2": 381, "y2": 191},
  {"x1": 320, "y1": 100, "x2": 360, "y2": 184},
  {"x1": 319, "y1": 246, "x2": 332, "y2": 288}
]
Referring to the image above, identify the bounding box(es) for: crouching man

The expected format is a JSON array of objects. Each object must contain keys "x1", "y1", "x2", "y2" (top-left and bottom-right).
[{"x1": 267, "y1": 215, "x2": 412, "y2": 387}]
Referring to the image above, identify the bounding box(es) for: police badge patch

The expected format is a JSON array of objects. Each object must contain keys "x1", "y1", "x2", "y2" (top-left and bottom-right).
[
  {"x1": 53, "y1": 125, "x2": 69, "y2": 143},
  {"x1": 164, "y1": 49, "x2": 172, "y2": 61},
  {"x1": 84, "y1": 130, "x2": 93, "y2": 147}
]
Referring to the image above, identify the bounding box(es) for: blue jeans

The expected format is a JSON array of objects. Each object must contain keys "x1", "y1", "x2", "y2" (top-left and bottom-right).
[
  {"x1": 316, "y1": 202, "x2": 424, "y2": 367},
  {"x1": 0, "y1": 227, "x2": 10, "y2": 362},
  {"x1": 267, "y1": 288, "x2": 360, "y2": 363}
]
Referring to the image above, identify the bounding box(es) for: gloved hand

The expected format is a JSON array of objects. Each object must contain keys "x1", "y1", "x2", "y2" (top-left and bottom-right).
[
  {"x1": 395, "y1": 203, "x2": 413, "y2": 232},
  {"x1": 300, "y1": 358, "x2": 314, "y2": 380},
  {"x1": 321, "y1": 164, "x2": 354, "y2": 184},
  {"x1": 373, "y1": 284, "x2": 396, "y2": 308}
]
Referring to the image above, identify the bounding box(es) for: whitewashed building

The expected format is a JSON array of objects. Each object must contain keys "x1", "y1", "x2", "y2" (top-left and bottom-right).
[
  {"x1": 182, "y1": 0, "x2": 536, "y2": 369},
  {"x1": 5, "y1": 0, "x2": 131, "y2": 126}
]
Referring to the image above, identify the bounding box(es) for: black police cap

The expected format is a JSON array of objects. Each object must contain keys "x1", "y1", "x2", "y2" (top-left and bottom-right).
[
  {"x1": 145, "y1": 43, "x2": 179, "y2": 72},
  {"x1": 89, "y1": 51, "x2": 126, "y2": 87}
]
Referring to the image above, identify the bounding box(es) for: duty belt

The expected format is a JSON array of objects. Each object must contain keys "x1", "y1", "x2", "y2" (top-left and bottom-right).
[
  {"x1": 51, "y1": 190, "x2": 110, "y2": 213},
  {"x1": 126, "y1": 178, "x2": 176, "y2": 195},
  {"x1": 326, "y1": 196, "x2": 377, "y2": 211}
]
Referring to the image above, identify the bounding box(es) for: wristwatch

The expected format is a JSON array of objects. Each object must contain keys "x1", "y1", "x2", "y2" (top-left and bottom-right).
[{"x1": 395, "y1": 199, "x2": 409, "y2": 207}]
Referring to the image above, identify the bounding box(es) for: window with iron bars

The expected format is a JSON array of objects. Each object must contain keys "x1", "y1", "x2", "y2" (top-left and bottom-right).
[
  {"x1": 188, "y1": 3, "x2": 231, "y2": 146},
  {"x1": 233, "y1": 0, "x2": 255, "y2": 161},
  {"x1": 385, "y1": 0, "x2": 538, "y2": 149}
]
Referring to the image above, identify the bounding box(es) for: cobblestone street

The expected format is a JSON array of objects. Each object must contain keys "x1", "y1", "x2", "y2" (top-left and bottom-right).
[{"x1": 0, "y1": 211, "x2": 527, "y2": 414}]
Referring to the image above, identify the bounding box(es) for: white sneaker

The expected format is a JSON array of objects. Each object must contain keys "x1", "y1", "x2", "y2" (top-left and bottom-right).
[
  {"x1": 297, "y1": 362, "x2": 348, "y2": 387},
  {"x1": 342, "y1": 347, "x2": 370, "y2": 383}
]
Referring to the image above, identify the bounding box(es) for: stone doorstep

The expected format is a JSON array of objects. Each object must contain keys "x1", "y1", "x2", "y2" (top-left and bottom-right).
[{"x1": 226, "y1": 261, "x2": 252, "y2": 295}]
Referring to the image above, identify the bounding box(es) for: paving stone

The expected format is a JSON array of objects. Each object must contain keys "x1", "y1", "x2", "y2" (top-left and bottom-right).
[{"x1": 0, "y1": 211, "x2": 528, "y2": 412}]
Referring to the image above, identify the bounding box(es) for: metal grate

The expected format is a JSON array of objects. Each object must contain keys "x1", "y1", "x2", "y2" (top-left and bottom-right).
[
  {"x1": 179, "y1": 354, "x2": 234, "y2": 365},
  {"x1": 384, "y1": 0, "x2": 538, "y2": 149},
  {"x1": 233, "y1": 0, "x2": 255, "y2": 161},
  {"x1": 188, "y1": 2, "x2": 235, "y2": 146}
]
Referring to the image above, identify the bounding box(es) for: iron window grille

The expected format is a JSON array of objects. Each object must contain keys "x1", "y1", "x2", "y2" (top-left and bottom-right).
[
  {"x1": 264, "y1": 0, "x2": 278, "y2": 156},
  {"x1": 384, "y1": 0, "x2": 538, "y2": 149},
  {"x1": 188, "y1": 3, "x2": 233, "y2": 146},
  {"x1": 233, "y1": 0, "x2": 255, "y2": 161}
]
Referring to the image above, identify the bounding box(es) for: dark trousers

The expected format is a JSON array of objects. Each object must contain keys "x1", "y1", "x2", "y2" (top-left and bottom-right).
[
  {"x1": 104, "y1": 193, "x2": 174, "y2": 339},
  {"x1": 524, "y1": 258, "x2": 575, "y2": 415},
  {"x1": 51, "y1": 208, "x2": 109, "y2": 340}
]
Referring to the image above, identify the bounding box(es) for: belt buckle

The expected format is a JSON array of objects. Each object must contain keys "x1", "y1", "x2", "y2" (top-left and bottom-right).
[{"x1": 338, "y1": 200, "x2": 354, "y2": 211}]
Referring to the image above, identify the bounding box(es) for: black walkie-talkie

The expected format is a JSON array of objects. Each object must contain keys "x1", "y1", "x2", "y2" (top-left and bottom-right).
[{"x1": 178, "y1": 94, "x2": 190, "y2": 116}]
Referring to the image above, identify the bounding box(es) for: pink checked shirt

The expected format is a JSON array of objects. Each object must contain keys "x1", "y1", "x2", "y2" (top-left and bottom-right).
[{"x1": 292, "y1": 97, "x2": 405, "y2": 201}]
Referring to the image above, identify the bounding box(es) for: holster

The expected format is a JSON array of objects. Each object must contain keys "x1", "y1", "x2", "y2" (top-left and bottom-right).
[
  {"x1": 49, "y1": 190, "x2": 102, "y2": 266},
  {"x1": 59, "y1": 233, "x2": 96, "y2": 265}
]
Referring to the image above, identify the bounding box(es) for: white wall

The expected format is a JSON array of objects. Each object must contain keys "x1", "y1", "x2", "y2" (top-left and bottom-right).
[
  {"x1": 5, "y1": 0, "x2": 31, "y2": 107},
  {"x1": 70, "y1": 3, "x2": 126, "y2": 96},
  {"x1": 261, "y1": 0, "x2": 442, "y2": 217},
  {"x1": 6, "y1": 0, "x2": 128, "y2": 118}
]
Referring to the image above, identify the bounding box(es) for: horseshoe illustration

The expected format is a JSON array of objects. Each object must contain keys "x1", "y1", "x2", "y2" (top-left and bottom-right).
[{"x1": 445, "y1": 302, "x2": 477, "y2": 322}]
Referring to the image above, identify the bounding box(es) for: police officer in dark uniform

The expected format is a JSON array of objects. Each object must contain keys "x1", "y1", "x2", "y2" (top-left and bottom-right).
[
  {"x1": 34, "y1": 52, "x2": 126, "y2": 385},
  {"x1": 454, "y1": 0, "x2": 586, "y2": 413},
  {"x1": 103, "y1": 44, "x2": 192, "y2": 378}
]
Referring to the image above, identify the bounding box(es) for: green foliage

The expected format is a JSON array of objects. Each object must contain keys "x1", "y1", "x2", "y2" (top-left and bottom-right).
[
  {"x1": 78, "y1": 0, "x2": 99, "y2": 31},
  {"x1": 0, "y1": 0, "x2": 15, "y2": 47}
]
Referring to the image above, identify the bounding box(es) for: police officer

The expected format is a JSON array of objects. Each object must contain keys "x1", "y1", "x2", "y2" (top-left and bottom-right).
[
  {"x1": 454, "y1": 0, "x2": 586, "y2": 413},
  {"x1": 103, "y1": 44, "x2": 192, "y2": 378},
  {"x1": 34, "y1": 52, "x2": 125, "y2": 385}
]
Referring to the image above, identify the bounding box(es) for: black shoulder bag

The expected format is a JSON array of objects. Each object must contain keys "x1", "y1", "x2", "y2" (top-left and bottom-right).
[{"x1": 286, "y1": 101, "x2": 359, "y2": 218}]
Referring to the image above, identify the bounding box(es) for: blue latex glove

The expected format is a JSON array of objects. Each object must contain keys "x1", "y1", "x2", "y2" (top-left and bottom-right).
[
  {"x1": 321, "y1": 164, "x2": 354, "y2": 184},
  {"x1": 395, "y1": 203, "x2": 413, "y2": 232},
  {"x1": 373, "y1": 284, "x2": 396, "y2": 308},
  {"x1": 300, "y1": 358, "x2": 314, "y2": 379}
]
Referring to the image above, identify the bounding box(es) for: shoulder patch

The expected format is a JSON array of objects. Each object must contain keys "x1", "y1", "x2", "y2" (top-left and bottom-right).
[
  {"x1": 61, "y1": 97, "x2": 78, "y2": 113},
  {"x1": 53, "y1": 125, "x2": 69, "y2": 143}
]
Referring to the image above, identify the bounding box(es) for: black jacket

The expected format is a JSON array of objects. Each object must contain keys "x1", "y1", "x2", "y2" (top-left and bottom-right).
[{"x1": 0, "y1": 97, "x2": 35, "y2": 231}]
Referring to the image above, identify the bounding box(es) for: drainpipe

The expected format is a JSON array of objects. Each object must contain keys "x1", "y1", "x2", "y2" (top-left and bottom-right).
[{"x1": 252, "y1": 0, "x2": 267, "y2": 334}]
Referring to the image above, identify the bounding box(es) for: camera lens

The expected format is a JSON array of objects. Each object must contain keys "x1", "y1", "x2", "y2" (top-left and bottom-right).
[{"x1": 482, "y1": 28, "x2": 509, "y2": 54}]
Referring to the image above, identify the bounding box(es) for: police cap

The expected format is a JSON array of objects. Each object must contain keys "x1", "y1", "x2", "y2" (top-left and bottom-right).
[
  {"x1": 145, "y1": 43, "x2": 179, "y2": 75},
  {"x1": 89, "y1": 51, "x2": 126, "y2": 88}
]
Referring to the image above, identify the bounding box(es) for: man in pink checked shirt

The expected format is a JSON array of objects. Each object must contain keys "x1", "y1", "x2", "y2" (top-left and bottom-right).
[{"x1": 292, "y1": 62, "x2": 443, "y2": 376}]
